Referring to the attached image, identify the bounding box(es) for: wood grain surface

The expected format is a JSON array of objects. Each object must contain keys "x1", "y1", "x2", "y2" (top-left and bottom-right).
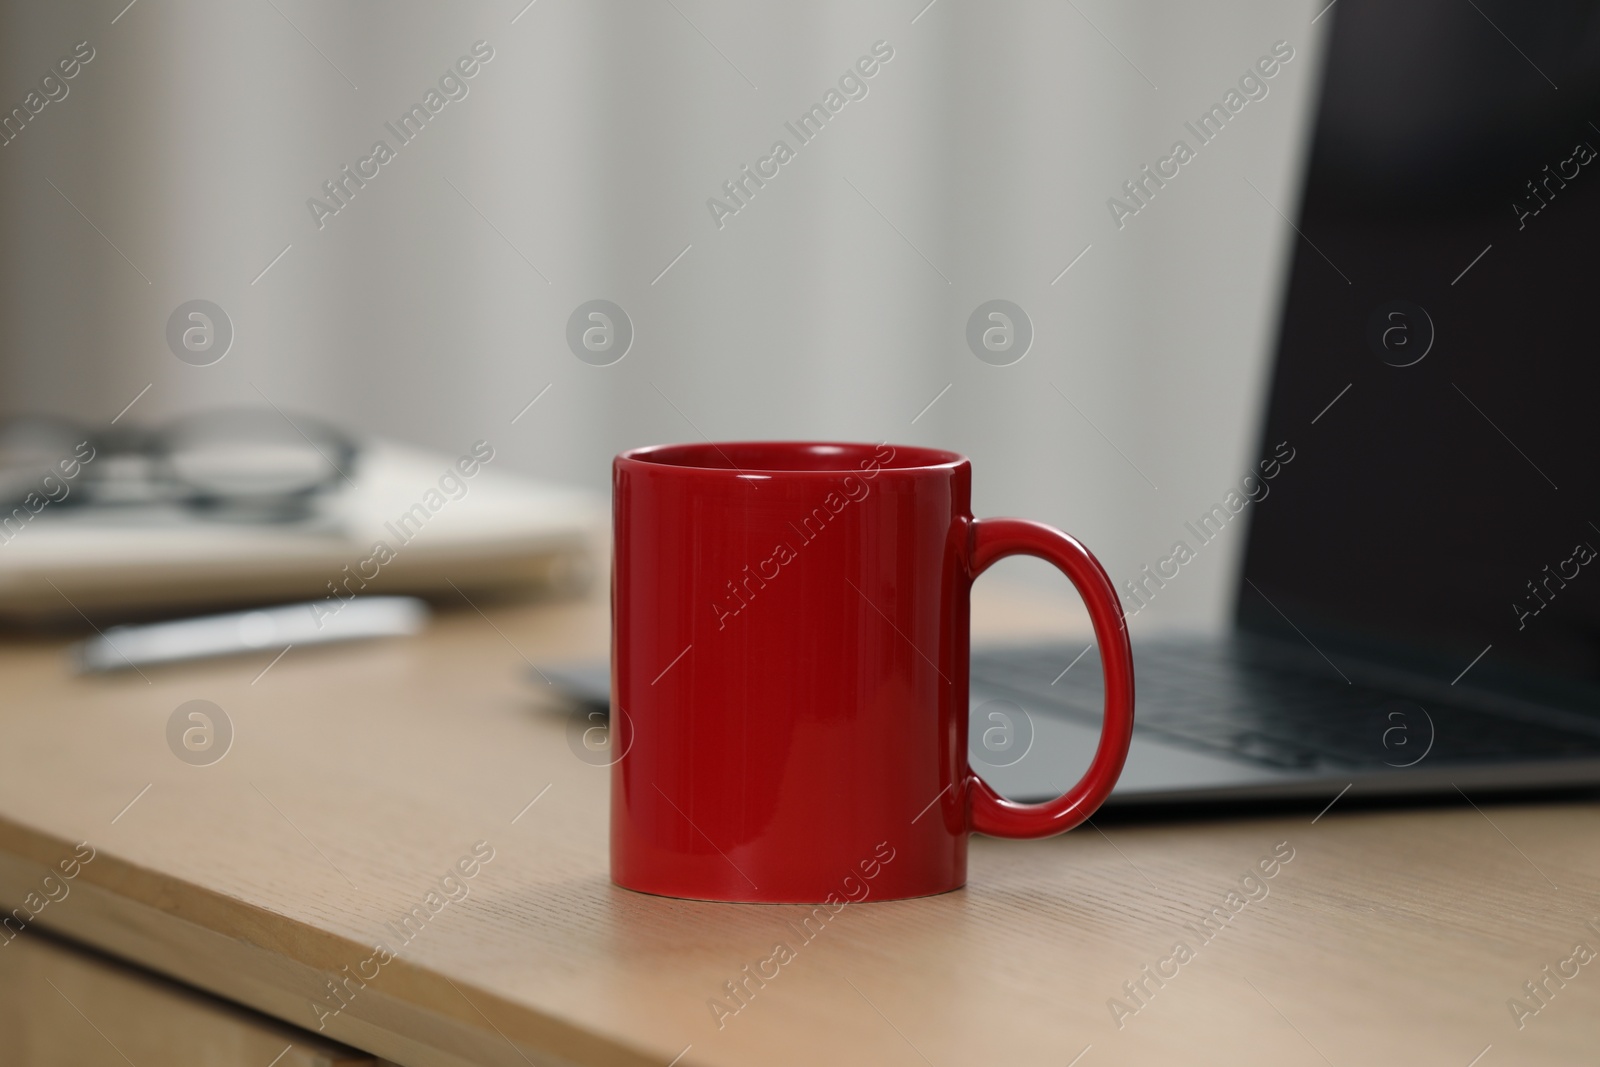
[
  {"x1": 0, "y1": 578, "x2": 1596, "y2": 1066},
  {"x1": 0, "y1": 927, "x2": 377, "y2": 1065}
]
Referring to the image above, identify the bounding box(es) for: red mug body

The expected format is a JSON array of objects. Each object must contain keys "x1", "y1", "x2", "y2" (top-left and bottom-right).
[{"x1": 610, "y1": 441, "x2": 1134, "y2": 903}]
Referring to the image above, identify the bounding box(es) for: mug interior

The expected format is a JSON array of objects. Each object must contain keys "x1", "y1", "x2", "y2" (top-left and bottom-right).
[{"x1": 621, "y1": 441, "x2": 963, "y2": 473}]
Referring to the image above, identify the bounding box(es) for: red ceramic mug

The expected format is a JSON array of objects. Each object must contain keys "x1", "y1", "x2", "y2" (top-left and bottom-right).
[{"x1": 611, "y1": 441, "x2": 1134, "y2": 902}]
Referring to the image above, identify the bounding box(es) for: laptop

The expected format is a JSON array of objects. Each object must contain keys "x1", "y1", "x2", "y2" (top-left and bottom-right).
[
  {"x1": 550, "y1": 1, "x2": 1600, "y2": 808},
  {"x1": 971, "y1": 0, "x2": 1600, "y2": 806}
]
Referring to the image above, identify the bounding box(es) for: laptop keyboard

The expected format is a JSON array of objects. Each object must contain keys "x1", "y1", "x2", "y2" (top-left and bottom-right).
[{"x1": 970, "y1": 638, "x2": 1600, "y2": 770}]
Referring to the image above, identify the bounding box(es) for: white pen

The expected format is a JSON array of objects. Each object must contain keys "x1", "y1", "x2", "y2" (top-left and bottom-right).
[{"x1": 73, "y1": 596, "x2": 429, "y2": 673}]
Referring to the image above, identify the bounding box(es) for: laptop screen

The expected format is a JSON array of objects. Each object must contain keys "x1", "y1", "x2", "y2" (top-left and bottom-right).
[{"x1": 1237, "y1": 0, "x2": 1600, "y2": 702}]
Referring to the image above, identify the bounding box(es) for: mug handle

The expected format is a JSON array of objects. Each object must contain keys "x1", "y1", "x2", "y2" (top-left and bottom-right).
[{"x1": 966, "y1": 518, "x2": 1136, "y2": 838}]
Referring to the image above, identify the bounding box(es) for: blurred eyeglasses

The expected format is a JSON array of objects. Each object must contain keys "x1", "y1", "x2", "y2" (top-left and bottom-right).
[{"x1": 0, "y1": 408, "x2": 358, "y2": 522}]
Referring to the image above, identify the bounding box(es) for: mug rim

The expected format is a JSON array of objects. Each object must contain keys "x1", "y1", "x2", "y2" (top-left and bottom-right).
[{"x1": 616, "y1": 440, "x2": 967, "y2": 475}]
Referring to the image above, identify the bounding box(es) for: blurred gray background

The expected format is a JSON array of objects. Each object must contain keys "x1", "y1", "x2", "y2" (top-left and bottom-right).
[{"x1": 0, "y1": 0, "x2": 1328, "y2": 631}]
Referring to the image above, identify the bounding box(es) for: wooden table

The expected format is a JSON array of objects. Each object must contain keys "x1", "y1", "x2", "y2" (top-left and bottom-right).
[{"x1": 1, "y1": 580, "x2": 1597, "y2": 1066}]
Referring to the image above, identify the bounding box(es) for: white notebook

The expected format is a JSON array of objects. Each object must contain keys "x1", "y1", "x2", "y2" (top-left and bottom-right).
[{"x1": 0, "y1": 440, "x2": 602, "y2": 623}]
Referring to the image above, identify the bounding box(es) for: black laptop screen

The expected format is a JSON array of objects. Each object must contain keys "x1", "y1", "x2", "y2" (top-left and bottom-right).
[{"x1": 1237, "y1": 0, "x2": 1600, "y2": 699}]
